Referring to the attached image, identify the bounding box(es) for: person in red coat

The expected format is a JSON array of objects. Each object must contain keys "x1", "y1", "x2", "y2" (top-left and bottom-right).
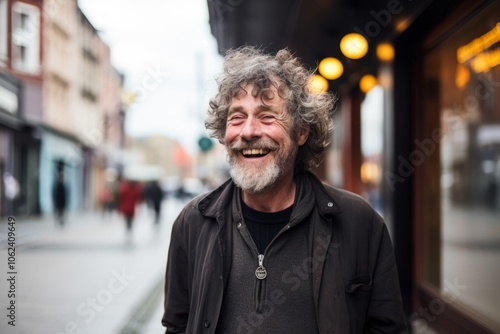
[{"x1": 117, "y1": 178, "x2": 143, "y2": 234}]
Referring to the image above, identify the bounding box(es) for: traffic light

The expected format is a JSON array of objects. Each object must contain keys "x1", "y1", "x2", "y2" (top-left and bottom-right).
[{"x1": 198, "y1": 136, "x2": 213, "y2": 152}]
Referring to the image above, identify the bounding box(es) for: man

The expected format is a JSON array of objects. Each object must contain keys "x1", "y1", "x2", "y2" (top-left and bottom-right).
[{"x1": 162, "y1": 47, "x2": 407, "y2": 333}]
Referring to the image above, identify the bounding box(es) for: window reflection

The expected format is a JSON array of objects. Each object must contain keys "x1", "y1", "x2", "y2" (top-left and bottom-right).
[
  {"x1": 430, "y1": 10, "x2": 500, "y2": 328},
  {"x1": 361, "y1": 85, "x2": 384, "y2": 214}
]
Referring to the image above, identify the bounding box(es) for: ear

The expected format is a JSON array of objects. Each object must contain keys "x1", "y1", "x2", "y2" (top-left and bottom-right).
[{"x1": 296, "y1": 127, "x2": 310, "y2": 146}]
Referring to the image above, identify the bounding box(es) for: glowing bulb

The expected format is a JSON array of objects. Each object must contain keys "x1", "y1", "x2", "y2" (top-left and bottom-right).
[
  {"x1": 309, "y1": 74, "x2": 329, "y2": 93},
  {"x1": 455, "y1": 64, "x2": 470, "y2": 88},
  {"x1": 376, "y1": 43, "x2": 395, "y2": 62},
  {"x1": 318, "y1": 57, "x2": 343, "y2": 80},
  {"x1": 359, "y1": 74, "x2": 378, "y2": 93},
  {"x1": 361, "y1": 161, "x2": 381, "y2": 184},
  {"x1": 340, "y1": 33, "x2": 369, "y2": 59}
]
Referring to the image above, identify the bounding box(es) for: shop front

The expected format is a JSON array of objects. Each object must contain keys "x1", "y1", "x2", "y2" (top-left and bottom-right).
[
  {"x1": 0, "y1": 71, "x2": 18, "y2": 217},
  {"x1": 39, "y1": 129, "x2": 84, "y2": 214},
  {"x1": 415, "y1": 1, "x2": 500, "y2": 332},
  {"x1": 1, "y1": 70, "x2": 42, "y2": 217}
]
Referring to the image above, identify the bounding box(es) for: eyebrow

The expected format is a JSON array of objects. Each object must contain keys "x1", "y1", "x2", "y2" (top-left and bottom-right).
[
  {"x1": 228, "y1": 105, "x2": 243, "y2": 115},
  {"x1": 228, "y1": 104, "x2": 279, "y2": 115}
]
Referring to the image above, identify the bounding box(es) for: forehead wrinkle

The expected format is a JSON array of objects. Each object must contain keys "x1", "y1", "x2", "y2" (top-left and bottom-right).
[{"x1": 255, "y1": 103, "x2": 281, "y2": 114}]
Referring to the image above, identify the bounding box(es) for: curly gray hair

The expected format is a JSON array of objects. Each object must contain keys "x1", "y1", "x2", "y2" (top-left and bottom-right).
[{"x1": 205, "y1": 46, "x2": 336, "y2": 170}]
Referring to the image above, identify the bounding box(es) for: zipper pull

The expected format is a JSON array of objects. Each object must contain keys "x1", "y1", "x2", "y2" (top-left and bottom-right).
[{"x1": 255, "y1": 254, "x2": 267, "y2": 280}]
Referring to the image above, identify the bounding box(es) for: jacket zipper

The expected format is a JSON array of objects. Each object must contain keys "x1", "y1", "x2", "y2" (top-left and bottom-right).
[
  {"x1": 254, "y1": 253, "x2": 266, "y2": 312},
  {"x1": 251, "y1": 224, "x2": 294, "y2": 313},
  {"x1": 253, "y1": 225, "x2": 293, "y2": 313},
  {"x1": 255, "y1": 254, "x2": 267, "y2": 279}
]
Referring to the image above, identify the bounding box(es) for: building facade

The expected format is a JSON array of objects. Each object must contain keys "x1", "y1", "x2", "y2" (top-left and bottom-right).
[
  {"x1": 0, "y1": 0, "x2": 43, "y2": 217},
  {"x1": 0, "y1": 0, "x2": 123, "y2": 217},
  {"x1": 38, "y1": 1, "x2": 125, "y2": 214},
  {"x1": 96, "y1": 39, "x2": 124, "y2": 208},
  {"x1": 39, "y1": 0, "x2": 82, "y2": 214}
]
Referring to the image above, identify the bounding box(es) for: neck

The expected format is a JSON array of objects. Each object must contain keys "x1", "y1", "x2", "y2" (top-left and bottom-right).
[{"x1": 241, "y1": 173, "x2": 296, "y2": 212}]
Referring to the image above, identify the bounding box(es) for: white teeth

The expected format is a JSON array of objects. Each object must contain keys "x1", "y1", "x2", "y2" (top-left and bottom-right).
[{"x1": 242, "y1": 149, "x2": 268, "y2": 156}]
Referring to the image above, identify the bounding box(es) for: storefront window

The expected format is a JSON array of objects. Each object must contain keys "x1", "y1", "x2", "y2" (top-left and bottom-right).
[
  {"x1": 361, "y1": 85, "x2": 384, "y2": 213},
  {"x1": 327, "y1": 97, "x2": 343, "y2": 188},
  {"x1": 424, "y1": 4, "x2": 500, "y2": 328}
]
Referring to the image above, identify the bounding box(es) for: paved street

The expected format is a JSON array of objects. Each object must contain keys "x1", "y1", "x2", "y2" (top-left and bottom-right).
[{"x1": 0, "y1": 198, "x2": 184, "y2": 334}]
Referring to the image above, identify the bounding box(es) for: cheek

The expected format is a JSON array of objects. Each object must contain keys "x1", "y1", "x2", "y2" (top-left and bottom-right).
[{"x1": 224, "y1": 126, "x2": 239, "y2": 143}]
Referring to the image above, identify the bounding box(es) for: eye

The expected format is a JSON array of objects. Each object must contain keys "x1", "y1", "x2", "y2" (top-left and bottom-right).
[
  {"x1": 261, "y1": 114, "x2": 275, "y2": 123},
  {"x1": 228, "y1": 114, "x2": 245, "y2": 124}
]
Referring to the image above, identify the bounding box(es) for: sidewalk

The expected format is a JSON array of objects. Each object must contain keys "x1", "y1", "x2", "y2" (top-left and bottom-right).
[
  {"x1": 0, "y1": 199, "x2": 184, "y2": 334},
  {"x1": 0, "y1": 210, "x2": 117, "y2": 247}
]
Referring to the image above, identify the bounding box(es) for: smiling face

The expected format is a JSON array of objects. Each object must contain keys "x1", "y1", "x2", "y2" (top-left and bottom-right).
[{"x1": 225, "y1": 84, "x2": 309, "y2": 194}]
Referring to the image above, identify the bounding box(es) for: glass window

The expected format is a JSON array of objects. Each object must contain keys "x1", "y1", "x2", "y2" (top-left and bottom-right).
[
  {"x1": 423, "y1": 3, "x2": 500, "y2": 328},
  {"x1": 20, "y1": 12, "x2": 29, "y2": 29},
  {"x1": 0, "y1": 0, "x2": 8, "y2": 64},
  {"x1": 11, "y1": 2, "x2": 40, "y2": 74},
  {"x1": 361, "y1": 85, "x2": 384, "y2": 213}
]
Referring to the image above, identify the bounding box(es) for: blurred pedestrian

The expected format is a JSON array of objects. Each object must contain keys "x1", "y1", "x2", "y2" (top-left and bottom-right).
[
  {"x1": 3, "y1": 172, "x2": 20, "y2": 201},
  {"x1": 175, "y1": 181, "x2": 186, "y2": 201},
  {"x1": 144, "y1": 180, "x2": 164, "y2": 224},
  {"x1": 52, "y1": 171, "x2": 68, "y2": 228},
  {"x1": 117, "y1": 178, "x2": 143, "y2": 237},
  {"x1": 162, "y1": 47, "x2": 407, "y2": 333},
  {"x1": 99, "y1": 185, "x2": 114, "y2": 217}
]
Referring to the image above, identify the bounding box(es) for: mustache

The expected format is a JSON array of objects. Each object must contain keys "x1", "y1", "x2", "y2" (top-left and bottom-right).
[{"x1": 229, "y1": 138, "x2": 279, "y2": 151}]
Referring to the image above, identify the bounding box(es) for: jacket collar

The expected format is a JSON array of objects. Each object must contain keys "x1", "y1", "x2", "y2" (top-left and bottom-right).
[
  {"x1": 290, "y1": 171, "x2": 343, "y2": 223},
  {"x1": 305, "y1": 171, "x2": 343, "y2": 216},
  {"x1": 198, "y1": 178, "x2": 235, "y2": 218},
  {"x1": 198, "y1": 171, "x2": 343, "y2": 219}
]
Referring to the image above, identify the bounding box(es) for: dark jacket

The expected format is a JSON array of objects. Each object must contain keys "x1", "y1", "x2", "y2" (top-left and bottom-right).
[
  {"x1": 144, "y1": 181, "x2": 164, "y2": 206},
  {"x1": 53, "y1": 181, "x2": 67, "y2": 210},
  {"x1": 163, "y1": 172, "x2": 407, "y2": 333}
]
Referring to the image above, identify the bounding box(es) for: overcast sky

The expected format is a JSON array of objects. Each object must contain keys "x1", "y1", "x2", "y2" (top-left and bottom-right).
[{"x1": 78, "y1": 0, "x2": 222, "y2": 155}]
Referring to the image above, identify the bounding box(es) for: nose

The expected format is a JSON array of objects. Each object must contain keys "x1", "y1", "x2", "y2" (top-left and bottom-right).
[{"x1": 240, "y1": 116, "x2": 261, "y2": 141}]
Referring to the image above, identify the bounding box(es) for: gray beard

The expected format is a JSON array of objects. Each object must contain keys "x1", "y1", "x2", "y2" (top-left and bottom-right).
[
  {"x1": 229, "y1": 156, "x2": 282, "y2": 194},
  {"x1": 228, "y1": 144, "x2": 297, "y2": 194}
]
